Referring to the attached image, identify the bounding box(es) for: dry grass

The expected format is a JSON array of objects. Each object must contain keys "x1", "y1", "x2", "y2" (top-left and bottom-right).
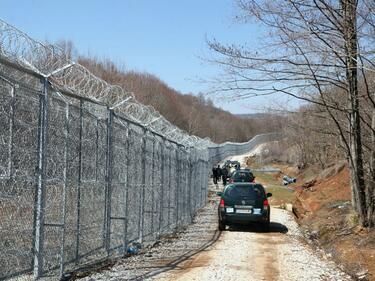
[{"x1": 253, "y1": 171, "x2": 295, "y2": 205}]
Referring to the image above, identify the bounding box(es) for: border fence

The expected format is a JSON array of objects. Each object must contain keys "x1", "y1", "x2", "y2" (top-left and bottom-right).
[
  {"x1": 0, "y1": 20, "x2": 280, "y2": 280},
  {"x1": 208, "y1": 133, "x2": 281, "y2": 165}
]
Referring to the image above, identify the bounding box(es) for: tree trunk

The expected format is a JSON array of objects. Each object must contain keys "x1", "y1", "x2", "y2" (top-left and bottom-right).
[
  {"x1": 367, "y1": 109, "x2": 375, "y2": 226},
  {"x1": 343, "y1": 0, "x2": 368, "y2": 226}
]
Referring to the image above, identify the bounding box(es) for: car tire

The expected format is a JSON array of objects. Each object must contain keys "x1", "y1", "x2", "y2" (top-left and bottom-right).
[
  {"x1": 262, "y1": 212, "x2": 271, "y2": 232},
  {"x1": 261, "y1": 221, "x2": 270, "y2": 232},
  {"x1": 218, "y1": 220, "x2": 226, "y2": 231}
]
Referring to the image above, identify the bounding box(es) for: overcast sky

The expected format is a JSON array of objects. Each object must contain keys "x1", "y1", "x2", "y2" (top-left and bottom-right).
[{"x1": 1, "y1": 0, "x2": 292, "y2": 114}]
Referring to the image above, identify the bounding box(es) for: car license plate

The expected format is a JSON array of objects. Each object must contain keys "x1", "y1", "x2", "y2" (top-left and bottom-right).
[
  {"x1": 226, "y1": 207, "x2": 234, "y2": 213},
  {"x1": 234, "y1": 205, "x2": 253, "y2": 209},
  {"x1": 236, "y1": 209, "x2": 252, "y2": 214},
  {"x1": 253, "y1": 208, "x2": 261, "y2": 215}
]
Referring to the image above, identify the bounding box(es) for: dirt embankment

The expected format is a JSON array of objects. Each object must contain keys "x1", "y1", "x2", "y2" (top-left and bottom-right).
[{"x1": 291, "y1": 163, "x2": 375, "y2": 281}]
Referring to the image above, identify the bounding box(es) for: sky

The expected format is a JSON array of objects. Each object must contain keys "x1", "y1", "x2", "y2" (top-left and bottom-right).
[{"x1": 1, "y1": 0, "x2": 289, "y2": 114}]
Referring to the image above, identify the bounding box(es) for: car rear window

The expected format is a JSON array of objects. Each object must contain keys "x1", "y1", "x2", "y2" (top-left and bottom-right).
[
  {"x1": 225, "y1": 184, "x2": 265, "y2": 199},
  {"x1": 232, "y1": 171, "x2": 254, "y2": 182}
]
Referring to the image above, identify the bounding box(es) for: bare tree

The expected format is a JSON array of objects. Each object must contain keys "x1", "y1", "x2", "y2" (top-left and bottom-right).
[{"x1": 207, "y1": 0, "x2": 375, "y2": 226}]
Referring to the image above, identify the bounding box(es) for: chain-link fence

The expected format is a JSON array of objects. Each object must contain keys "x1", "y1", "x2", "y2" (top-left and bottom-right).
[
  {"x1": 0, "y1": 20, "x2": 279, "y2": 280},
  {"x1": 208, "y1": 133, "x2": 281, "y2": 166},
  {"x1": 0, "y1": 65, "x2": 210, "y2": 279}
]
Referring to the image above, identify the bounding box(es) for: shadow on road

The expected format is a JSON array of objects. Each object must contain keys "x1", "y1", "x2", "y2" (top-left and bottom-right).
[
  {"x1": 227, "y1": 222, "x2": 288, "y2": 234},
  {"x1": 125, "y1": 229, "x2": 221, "y2": 281},
  {"x1": 65, "y1": 204, "x2": 221, "y2": 281}
]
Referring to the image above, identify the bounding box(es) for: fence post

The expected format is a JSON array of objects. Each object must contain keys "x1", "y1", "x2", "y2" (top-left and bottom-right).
[
  {"x1": 123, "y1": 125, "x2": 131, "y2": 254},
  {"x1": 192, "y1": 154, "x2": 196, "y2": 214},
  {"x1": 167, "y1": 145, "x2": 172, "y2": 229},
  {"x1": 104, "y1": 109, "x2": 114, "y2": 254},
  {"x1": 197, "y1": 159, "x2": 200, "y2": 208},
  {"x1": 33, "y1": 77, "x2": 49, "y2": 278},
  {"x1": 175, "y1": 146, "x2": 180, "y2": 230},
  {"x1": 181, "y1": 151, "x2": 185, "y2": 224},
  {"x1": 202, "y1": 160, "x2": 206, "y2": 205},
  {"x1": 205, "y1": 160, "x2": 208, "y2": 203},
  {"x1": 95, "y1": 118, "x2": 99, "y2": 182},
  {"x1": 158, "y1": 137, "x2": 165, "y2": 235},
  {"x1": 151, "y1": 137, "x2": 155, "y2": 239},
  {"x1": 59, "y1": 102, "x2": 70, "y2": 278},
  {"x1": 74, "y1": 100, "x2": 84, "y2": 262},
  {"x1": 139, "y1": 128, "x2": 147, "y2": 243},
  {"x1": 196, "y1": 159, "x2": 200, "y2": 208},
  {"x1": 188, "y1": 150, "x2": 193, "y2": 221},
  {"x1": 184, "y1": 150, "x2": 189, "y2": 224},
  {"x1": 199, "y1": 159, "x2": 204, "y2": 208},
  {"x1": 7, "y1": 84, "x2": 15, "y2": 178}
]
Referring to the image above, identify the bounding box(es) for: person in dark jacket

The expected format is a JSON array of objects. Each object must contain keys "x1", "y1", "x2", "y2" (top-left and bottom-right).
[
  {"x1": 212, "y1": 166, "x2": 218, "y2": 184},
  {"x1": 216, "y1": 165, "x2": 222, "y2": 183},
  {"x1": 221, "y1": 166, "x2": 228, "y2": 185}
]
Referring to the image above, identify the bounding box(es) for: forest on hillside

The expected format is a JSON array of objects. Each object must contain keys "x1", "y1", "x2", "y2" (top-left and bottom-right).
[{"x1": 74, "y1": 57, "x2": 283, "y2": 144}]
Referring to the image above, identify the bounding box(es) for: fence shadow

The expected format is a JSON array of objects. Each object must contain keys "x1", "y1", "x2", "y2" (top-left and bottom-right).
[
  {"x1": 64, "y1": 228, "x2": 221, "y2": 280},
  {"x1": 227, "y1": 221, "x2": 288, "y2": 234},
  {"x1": 127, "y1": 229, "x2": 221, "y2": 280}
]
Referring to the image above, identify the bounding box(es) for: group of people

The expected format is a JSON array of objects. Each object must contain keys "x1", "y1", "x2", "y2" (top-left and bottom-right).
[{"x1": 212, "y1": 164, "x2": 228, "y2": 185}]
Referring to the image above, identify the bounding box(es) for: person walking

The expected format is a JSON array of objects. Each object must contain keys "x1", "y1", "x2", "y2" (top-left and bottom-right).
[
  {"x1": 221, "y1": 166, "x2": 228, "y2": 185},
  {"x1": 217, "y1": 165, "x2": 222, "y2": 183},
  {"x1": 212, "y1": 165, "x2": 218, "y2": 184}
]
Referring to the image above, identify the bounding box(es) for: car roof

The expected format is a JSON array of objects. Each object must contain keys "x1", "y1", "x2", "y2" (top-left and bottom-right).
[
  {"x1": 225, "y1": 182, "x2": 264, "y2": 189},
  {"x1": 228, "y1": 182, "x2": 260, "y2": 186},
  {"x1": 232, "y1": 169, "x2": 253, "y2": 174},
  {"x1": 226, "y1": 160, "x2": 240, "y2": 163}
]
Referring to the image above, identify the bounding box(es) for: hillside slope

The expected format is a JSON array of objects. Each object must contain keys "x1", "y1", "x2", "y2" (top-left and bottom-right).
[
  {"x1": 292, "y1": 165, "x2": 375, "y2": 280},
  {"x1": 78, "y1": 57, "x2": 282, "y2": 143}
]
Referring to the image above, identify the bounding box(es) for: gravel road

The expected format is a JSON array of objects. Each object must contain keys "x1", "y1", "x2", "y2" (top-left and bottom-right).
[
  {"x1": 154, "y1": 194, "x2": 351, "y2": 281},
  {"x1": 81, "y1": 151, "x2": 351, "y2": 281},
  {"x1": 80, "y1": 182, "x2": 351, "y2": 281}
]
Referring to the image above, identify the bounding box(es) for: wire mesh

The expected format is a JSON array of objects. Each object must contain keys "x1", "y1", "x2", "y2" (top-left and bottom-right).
[{"x1": 0, "y1": 75, "x2": 40, "y2": 279}]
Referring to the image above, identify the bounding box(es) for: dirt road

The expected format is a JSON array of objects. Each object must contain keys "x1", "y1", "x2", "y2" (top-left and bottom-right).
[
  {"x1": 154, "y1": 205, "x2": 350, "y2": 281},
  {"x1": 156, "y1": 216, "x2": 284, "y2": 281},
  {"x1": 82, "y1": 185, "x2": 351, "y2": 281}
]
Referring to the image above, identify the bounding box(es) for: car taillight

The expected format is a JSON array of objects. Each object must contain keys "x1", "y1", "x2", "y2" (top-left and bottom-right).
[
  {"x1": 263, "y1": 199, "x2": 269, "y2": 206},
  {"x1": 219, "y1": 198, "x2": 225, "y2": 207}
]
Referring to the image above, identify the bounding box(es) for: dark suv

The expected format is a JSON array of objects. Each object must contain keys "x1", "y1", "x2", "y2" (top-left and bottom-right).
[
  {"x1": 217, "y1": 183, "x2": 272, "y2": 231},
  {"x1": 229, "y1": 169, "x2": 255, "y2": 183}
]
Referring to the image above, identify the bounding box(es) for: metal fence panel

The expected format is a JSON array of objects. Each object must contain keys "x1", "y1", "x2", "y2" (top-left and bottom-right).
[
  {"x1": 142, "y1": 135, "x2": 154, "y2": 241},
  {"x1": 160, "y1": 141, "x2": 171, "y2": 233},
  {"x1": 153, "y1": 137, "x2": 163, "y2": 236},
  {"x1": 125, "y1": 125, "x2": 143, "y2": 244},
  {"x1": 0, "y1": 79, "x2": 40, "y2": 279},
  {"x1": 109, "y1": 118, "x2": 128, "y2": 253}
]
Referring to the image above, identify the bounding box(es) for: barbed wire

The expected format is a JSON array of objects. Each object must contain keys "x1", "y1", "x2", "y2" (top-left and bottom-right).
[{"x1": 0, "y1": 19, "x2": 213, "y2": 150}]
